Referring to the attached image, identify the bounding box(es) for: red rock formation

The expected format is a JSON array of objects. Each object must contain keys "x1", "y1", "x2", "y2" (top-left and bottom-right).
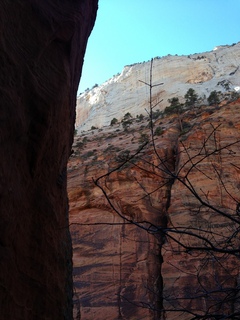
[
  {"x1": 0, "y1": 1, "x2": 98, "y2": 319},
  {"x1": 161, "y1": 101, "x2": 240, "y2": 318},
  {"x1": 68, "y1": 99, "x2": 240, "y2": 319}
]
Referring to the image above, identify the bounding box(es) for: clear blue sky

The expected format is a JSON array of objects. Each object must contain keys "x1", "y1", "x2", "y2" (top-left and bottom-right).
[{"x1": 78, "y1": 0, "x2": 240, "y2": 94}]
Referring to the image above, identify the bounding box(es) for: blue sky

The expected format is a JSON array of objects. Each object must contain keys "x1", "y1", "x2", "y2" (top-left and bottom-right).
[{"x1": 78, "y1": 0, "x2": 240, "y2": 94}]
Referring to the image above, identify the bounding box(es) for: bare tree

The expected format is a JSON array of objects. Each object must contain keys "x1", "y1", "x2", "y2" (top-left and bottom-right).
[{"x1": 92, "y1": 58, "x2": 240, "y2": 319}]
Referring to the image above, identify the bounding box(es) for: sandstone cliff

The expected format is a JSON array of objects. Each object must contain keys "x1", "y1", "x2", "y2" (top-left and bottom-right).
[
  {"x1": 76, "y1": 42, "x2": 240, "y2": 132},
  {"x1": 0, "y1": 1, "x2": 98, "y2": 319},
  {"x1": 68, "y1": 98, "x2": 240, "y2": 319}
]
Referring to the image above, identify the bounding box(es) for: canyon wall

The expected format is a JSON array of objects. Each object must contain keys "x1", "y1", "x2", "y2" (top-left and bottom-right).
[
  {"x1": 0, "y1": 1, "x2": 98, "y2": 319},
  {"x1": 68, "y1": 98, "x2": 240, "y2": 319},
  {"x1": 76, "y1": 42, "x2": 240, "y2": 131}
]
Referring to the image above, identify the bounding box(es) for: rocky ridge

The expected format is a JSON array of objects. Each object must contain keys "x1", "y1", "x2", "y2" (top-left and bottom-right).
[{"x1": 76, "y1": 42, "x2": 240, "y2": 132}]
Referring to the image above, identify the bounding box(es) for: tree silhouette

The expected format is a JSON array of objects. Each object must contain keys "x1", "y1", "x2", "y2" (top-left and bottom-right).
[{"x1": 93, "y1": 59, "x2": 240, "y2": 319}]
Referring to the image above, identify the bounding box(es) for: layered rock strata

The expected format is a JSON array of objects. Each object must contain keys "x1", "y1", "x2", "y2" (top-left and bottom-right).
[
  {"x1": 68, "y1": 99, "x2": 240, "y2": 319},
  {"x1": 0, "y1": 1, "x2": 98, "y2": 319},
  {"x1": 76, "y1": 42, "x2": 240, "y2": 131}
]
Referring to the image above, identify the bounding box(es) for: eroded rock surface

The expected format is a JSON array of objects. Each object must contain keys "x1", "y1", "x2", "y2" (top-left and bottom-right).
[
  {"x1": 68, "y1": 99, "x2": 240, "y2": 319},
  {"x1": 0, "y1": 1, "x2": 98, "y2": 319},
  {"x1": 76, "y1": 43, "x2": 240, "y2": 131}
]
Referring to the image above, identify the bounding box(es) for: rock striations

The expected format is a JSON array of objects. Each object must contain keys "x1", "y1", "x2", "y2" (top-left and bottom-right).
[
  {"x1": 68, "y1": 94, "x2": 240, "y2": 318},
  {"x1": 0, "y1": 1, "x2": 98, "y2": 319},
  {"x1": 76, "y1": 42, "x2": 240, "y2": 132}
]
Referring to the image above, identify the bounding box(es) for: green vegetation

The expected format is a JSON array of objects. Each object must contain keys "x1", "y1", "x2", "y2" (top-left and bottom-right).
[
  {"x1": 136, "y1": 114, "x2": 144, "y2": 122},
  {"x1": 139, "y1": 133, "x2": 149, "y2": 144},
  {"x1": 122, "y1": 120, "x2": 133, "y2": 130},
  {"x1": 217, "y1": 80, "x2": 230, "y2": 91},
  {"x1": 152, "y1": 109, "x2": 162, "y2": 119},
  {"x1": 230, "y1": 91, "x2": 240, "y2": 101},
  {"x1": 164, "y1": 97, "x2": 183, "y2": 115},
  {"x1": 104, "y1": 145, "x2": 121, "y2": 153},
  {"x1": 154, "y1": 126, "x2": 164, "y2": 136},
  {"x1": 207, "y1": 90, "x2": 220, "y2": 105},
  {"x1": 110, "y1": 117, "x2": 118, "y2": 126},
  {"x1": 180, "y1": 121, "x2": 192, "y2": 135},
  {"x1": 116, "y1": 149, "x2": 130, "y2": 162},
  {"x1": 75, "y1": 141, "x2": 84, "y2": 148},
  {"x1": 123, "y1": 112, "x2": 132, "y2": 120},
  {"x1": 82, "y1": 150, "x2": 96, "y2": 159},
  {"x1": 122, "y1": 112, "x2": 133, "y2": 130},
  {"x1": 184, "y1": 88, "x2": 198, "y2": 107}
]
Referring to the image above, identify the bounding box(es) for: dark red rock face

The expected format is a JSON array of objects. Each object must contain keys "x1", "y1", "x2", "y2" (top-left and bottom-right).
[
  {"x1": 0, "y1": 1, "x2": 98, "y2": 319},
  {"x1": 68, "y1": 100, "x2": 240, "y2": 319}
]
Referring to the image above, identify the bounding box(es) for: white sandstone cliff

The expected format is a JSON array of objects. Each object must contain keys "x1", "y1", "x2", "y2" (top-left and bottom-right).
[{"x1": 76, "y1": 42, "x2": 240, "y2": 132}]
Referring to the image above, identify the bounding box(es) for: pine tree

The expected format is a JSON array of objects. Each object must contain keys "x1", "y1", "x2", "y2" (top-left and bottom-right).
[{"x1": 184, "y1": 88, "x2": 198, "y2": 107}]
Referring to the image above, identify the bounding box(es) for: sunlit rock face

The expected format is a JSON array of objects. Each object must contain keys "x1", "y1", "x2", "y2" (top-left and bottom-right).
[
  {"x1": 68, "y1": 125, "x2": 177, "y2": 319},
  {"x1": 0, "y1": 1, "x2": 98, "y2": 319},
  {"x1": 69, "y1": 98, "x2": 240, "y2": 319},
  {"x1": 76, "y1": 42, "x2": 240, "y2": 131}
]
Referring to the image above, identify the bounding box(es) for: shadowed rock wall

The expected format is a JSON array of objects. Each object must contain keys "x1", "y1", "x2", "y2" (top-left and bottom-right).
[{"x1": 0, "y1": 1, "x2": 98, "y2": 319}]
